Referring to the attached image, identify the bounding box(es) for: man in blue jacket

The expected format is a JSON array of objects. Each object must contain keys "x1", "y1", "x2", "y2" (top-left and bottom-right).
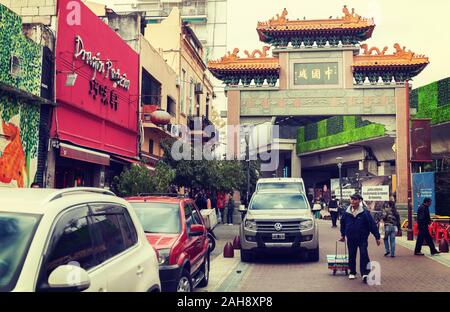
[{"x1": 340, "y1": 194, "x2": 381, "y2": 283}]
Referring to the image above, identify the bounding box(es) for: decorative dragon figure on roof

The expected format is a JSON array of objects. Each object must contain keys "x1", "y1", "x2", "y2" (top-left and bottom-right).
[
  {"x1": 360, "y1": 44, "x2": 388, "y2": 56},
  {"x1": 244, "y1": 46, "x2": 270, "y2": 58}
]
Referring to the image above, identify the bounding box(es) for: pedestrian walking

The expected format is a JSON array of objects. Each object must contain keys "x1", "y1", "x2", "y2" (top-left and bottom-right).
[
  {"x1": 226, "y1": 192, "x2": 235, "y2": 225},
  {"x1": 312, "y1": 198, "x2": 322, "y2": 219},
  {"x1": 195, "y1": 190, "x2": 207, "y2": 210},
  {"x1": 217, "y1": 192, "x2": 226, "y2": 224},
  {"x1": 340, "y1": 193, "x2": 381, "y2": 283},
  {"x1": 329, "y1": 194, "x2": 339, "y2": 228},
  {"x1": 382, "y1": 201, "x2": 401, "y2": 257},
  {"x1": 414, "y1": 197, "x2": 440, "y2": 256}
]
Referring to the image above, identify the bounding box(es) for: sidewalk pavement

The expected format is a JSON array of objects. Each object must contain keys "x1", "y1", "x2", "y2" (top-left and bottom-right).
[{"x1": 396, "y1": 236, "x2": 450, "y2": 268}]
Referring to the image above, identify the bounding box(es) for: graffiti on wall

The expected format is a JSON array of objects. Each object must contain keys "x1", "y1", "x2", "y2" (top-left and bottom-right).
[{"x1": 0, "y1": 5, "x2": 42, "y2": 187}]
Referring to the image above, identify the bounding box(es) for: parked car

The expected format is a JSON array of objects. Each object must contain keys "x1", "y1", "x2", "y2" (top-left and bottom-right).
[
  {"x1": 0, "y1": 188, "x2": 160, "y2": 292},
  {"x1": 239, "y1": 189, "x2": 319, "y2": 262},
  {"x1": 126, "y1": 194, "x2": 210, "y2": 292},
  {"x1": 255, "y1": 178, "x2": 306, "y2": 194}
]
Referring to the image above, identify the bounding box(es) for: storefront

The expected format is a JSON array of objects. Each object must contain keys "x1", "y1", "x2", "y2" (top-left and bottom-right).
[{"x1": 48, "y1": 0, "x2": 139, "y2": 188}]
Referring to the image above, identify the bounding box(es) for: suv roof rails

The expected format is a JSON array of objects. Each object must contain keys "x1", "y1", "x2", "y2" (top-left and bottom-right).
[
  {"x1": 137, "y1": 193, "x2": 187, "y2": 198},
  {"x1": 48, "y1": 188, "x2": 116, "y2": 202}
]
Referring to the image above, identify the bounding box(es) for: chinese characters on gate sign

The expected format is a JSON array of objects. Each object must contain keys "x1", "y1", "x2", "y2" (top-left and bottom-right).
[
  {"x1": 89, "y1": 80, "x2": 119, "y2": 110},
  {"x1": 294, "y1": 63, "x2": 339, "y2": 85}
]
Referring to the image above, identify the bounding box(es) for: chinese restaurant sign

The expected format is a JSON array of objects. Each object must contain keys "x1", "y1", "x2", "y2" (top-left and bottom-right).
[
  {"x1": 294, "y1": 63, "x2": 339, "y2": 85},
  {"x1": 54, "y1": 0, "x2": 139, "y2": 158}
]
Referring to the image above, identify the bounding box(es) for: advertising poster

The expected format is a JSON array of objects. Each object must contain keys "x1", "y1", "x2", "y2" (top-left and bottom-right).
[{"x1": 413, "y1": 172, "x2": 436, "y2": 215}]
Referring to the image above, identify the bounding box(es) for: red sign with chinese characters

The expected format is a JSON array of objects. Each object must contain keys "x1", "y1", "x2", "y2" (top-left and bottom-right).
[
  {"x1": 54, "y1": 0, "x2": 139, "y2": 158},
  {"x1": 411, "y1": 118, "x2": 432, "y2": 162}
]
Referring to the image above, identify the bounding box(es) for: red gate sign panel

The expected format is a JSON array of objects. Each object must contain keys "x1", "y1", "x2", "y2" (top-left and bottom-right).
[{"x1": 411, "y1": 119, "x2": 432, "y2": 162}]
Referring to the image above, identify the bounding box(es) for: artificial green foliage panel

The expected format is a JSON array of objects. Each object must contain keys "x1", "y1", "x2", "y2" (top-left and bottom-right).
[
  {"x1": 297, "y1": 127, "x2": 305, "y2": 143},
  {"x1": 317, "y1": 120, "x2": 327, "y2": 138},
  {"x1": 409, "y1": 88, "x2": 419, "y2": 109},
  {"x1": 0, "y1": 5, "x2": 42, "y2": 96},
  {"x1": 304, "y1": 122, "x2": 318, "y2": 141},
  {"x1": 414, "y1": 77, "x2": 450, "y2": 125},
  {"x1": 343, "y1": 116, "x2": 356, "y2": 131},
  {"x1": 437, "y1": 77, "x2": 450, "y2": 108},
  {"x1": 297, "y1": 123, "x2": 386, "y2": 154},
  {"x1": 0, "y1": 5, "x2": 43, "y2": 186},
  {"x1": 418, "y1": 81, "x2": 438, "y2": 113},
  {"x1": 326, "y1": 116, "x2": 344, "y2": 136}
]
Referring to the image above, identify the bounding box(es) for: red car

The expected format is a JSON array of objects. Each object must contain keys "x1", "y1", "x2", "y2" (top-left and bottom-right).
[{"x1": 125, "y1": 194, "x2": 210, "y2": 292}]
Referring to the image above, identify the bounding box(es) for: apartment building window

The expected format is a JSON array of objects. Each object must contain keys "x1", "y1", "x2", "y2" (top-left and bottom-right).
[
  {"x1": 141, "y1": 69, "x2": 161, "y2": 106},
  {"x1": 181, "y1": 69, "x2": 186, "y2": 114}
]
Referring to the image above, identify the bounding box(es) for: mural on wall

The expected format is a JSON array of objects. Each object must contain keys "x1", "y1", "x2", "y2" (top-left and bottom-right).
[{"x1": 0, "y1": 5, "x2": 42, "y2": 187}]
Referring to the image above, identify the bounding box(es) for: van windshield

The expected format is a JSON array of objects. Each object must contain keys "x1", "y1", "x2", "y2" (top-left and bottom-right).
[
  {"x1": 0, "y1": 212, "x2": 41, "y2": 292},
  {"x1": 257, "y1": 182, "x2": 304, "y2": 192},
  {"x1": 249, "y1": 193, "x2": 309, "y2": 210}
]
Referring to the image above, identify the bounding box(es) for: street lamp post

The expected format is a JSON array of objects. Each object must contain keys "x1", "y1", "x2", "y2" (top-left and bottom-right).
[{"x1": 336, "y1": 157, "x2": 344, "y2": 204}]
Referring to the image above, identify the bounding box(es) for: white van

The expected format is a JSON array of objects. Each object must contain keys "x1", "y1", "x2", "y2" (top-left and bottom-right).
[{"x1": 255, "y1": 178, "x2": 306, "y2": 194}]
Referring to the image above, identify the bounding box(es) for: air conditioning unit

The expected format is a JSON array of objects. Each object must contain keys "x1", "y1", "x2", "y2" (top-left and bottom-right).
[
  {"x1": 175, "y1": 75, "x2": 181, "y2": 87},
  {"x1": 10, "y1": 55, "x2": 21, "y2": 77},
  {"x1": 194, "y1": 83, "x2": 203, "y2": 94}
]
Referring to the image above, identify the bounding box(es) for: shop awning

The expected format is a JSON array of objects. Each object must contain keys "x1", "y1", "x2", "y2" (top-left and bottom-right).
[
  {"x1": 59, "y1": 143, "x2": 110, "y2": 166},
  {"x1": 113, "y1": 155, "x2": 155, "y2": 171}
]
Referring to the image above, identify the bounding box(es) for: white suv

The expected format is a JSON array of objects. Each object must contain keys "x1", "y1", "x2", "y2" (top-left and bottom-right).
[{"x1": 0, "y1": 188, "x2": 160, "y2": 292}]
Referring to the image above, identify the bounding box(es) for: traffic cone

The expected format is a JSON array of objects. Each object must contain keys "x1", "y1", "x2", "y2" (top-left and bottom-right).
[
  {"x1": 439, "y1": 239, "x2": 449, "y2": 253},
  {"x1": 223, "y1": 242, "x2": 234, "y2": 258},
  {"x1": 232, "y1": 236, "x2": 241, "y2": 250}
]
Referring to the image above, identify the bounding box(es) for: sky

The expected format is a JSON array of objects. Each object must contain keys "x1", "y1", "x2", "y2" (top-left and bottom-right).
[{"x1": 96, "y1": 0, "x2": 450, "y2": 88}]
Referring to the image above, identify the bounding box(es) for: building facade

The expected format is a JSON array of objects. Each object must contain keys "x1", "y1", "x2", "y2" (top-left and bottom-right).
[
  {"x1": 47, "y1": 0, "x2": 140, "y2": 188},
  {"x1": 0, "y1": 4, "x2": 54, "y2": 188}
]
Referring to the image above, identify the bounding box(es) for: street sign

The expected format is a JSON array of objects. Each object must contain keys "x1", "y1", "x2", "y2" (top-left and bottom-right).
[{"x1": 362, "y1": 185, "x2": 390, "y2": 201}]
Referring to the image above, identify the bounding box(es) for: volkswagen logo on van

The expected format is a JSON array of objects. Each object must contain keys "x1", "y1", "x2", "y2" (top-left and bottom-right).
[{"x1": 274, "y1": 223, "x2": 283, "y2": 231}]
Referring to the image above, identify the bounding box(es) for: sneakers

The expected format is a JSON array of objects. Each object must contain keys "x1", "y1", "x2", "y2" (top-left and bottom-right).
[
  {"x1": 362, "y1": 275, "x2": 368, "y2": 284},
  {"x1": 384, "y1": 252, "x2": 390, "y2": 257},
  {"x1": 348, "y1": 274, "x2": 356, "y2": 280},
  {"x1": 431, "y1": 251, "x2": 441, "y2": 256}
]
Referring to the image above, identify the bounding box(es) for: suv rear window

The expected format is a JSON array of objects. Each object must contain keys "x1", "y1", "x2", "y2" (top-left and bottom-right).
[
  {"x1": 250, "y1": 193, "x2": 309, "y2": 210},
  {"x1": 130, "y1": 202, "x2": 181, "y2": 234}
]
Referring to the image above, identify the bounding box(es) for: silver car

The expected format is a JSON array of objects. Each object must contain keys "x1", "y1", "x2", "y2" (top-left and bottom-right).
[{"x1": 239, "y1": 190, "x2": 319, "y2": 262}]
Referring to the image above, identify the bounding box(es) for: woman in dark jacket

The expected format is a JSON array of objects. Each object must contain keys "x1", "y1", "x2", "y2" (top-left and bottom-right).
[{"x1": 382, "y1": 201, "x2": 401, "y2": 257}]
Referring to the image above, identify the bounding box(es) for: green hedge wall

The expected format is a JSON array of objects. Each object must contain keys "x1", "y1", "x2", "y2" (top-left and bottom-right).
[
  {"x1": 317, "y1": 119, "x2": 327, "y2": 138},
  {"x1": 410, "y1": 89, "x2": 419, "y2": 109},
  {"x1": 327, "y1": 116, "x2": 344, "y2": 136},
  {"x1": 414, "y1": 77, "x2": 450, "y2": 125},
  {"x1": 297, "y1": 123, "x2": 386, "y2": 154},
  {"x1": 343, "y1": 116, "x2": 356, "y2": 131},
  {"x1": 305, "y1": 122, "x2": 318, "y2": 141}
]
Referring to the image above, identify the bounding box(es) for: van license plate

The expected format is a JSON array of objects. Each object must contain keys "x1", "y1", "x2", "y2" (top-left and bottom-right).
[{"x1": 272, "y1": 233, "x2": 285, "y2": 240}]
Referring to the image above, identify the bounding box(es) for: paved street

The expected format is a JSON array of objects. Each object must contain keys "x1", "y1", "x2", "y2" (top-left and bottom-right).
[{"x1": 203, "y1": 220, "x2": 450, "y2": 292}]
